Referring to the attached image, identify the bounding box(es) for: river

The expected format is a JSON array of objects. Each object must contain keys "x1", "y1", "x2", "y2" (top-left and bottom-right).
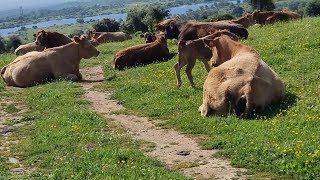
[{"x1": 0, "y1": 1, "x2": 243, "y2": 36}]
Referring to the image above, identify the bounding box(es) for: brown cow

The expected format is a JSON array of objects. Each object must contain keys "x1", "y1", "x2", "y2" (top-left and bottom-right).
[
  {"x1": 1, "y1": 36, "x2": 100, "y2": 88},
  {"x1": 229, "y1": 13, "x2": 255, "y2": 28},
  {"x1": 113, "y1": 34, "x2": 170, "y2": 70},
  {"x1": 175, "y1": 30, "x2": 239, "y2": 88},
  {"x1": 33, "y1": 30, "x2": 73, "y2": 48},
  {"x1": 198, "y1": 32, "x2": 285, "y2": 118},
  {"x1": 14, "y1": 42, "x2": 45, "y2": 56},
  {"x1": 252, "y1": 10, "x2": 300, "y2": 25},
  {"x1": 175, "y1": 22, "x2": 248, "y2": 88}
]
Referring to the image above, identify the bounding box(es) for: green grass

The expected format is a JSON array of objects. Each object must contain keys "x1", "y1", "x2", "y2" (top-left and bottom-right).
[
  {"x1": 0, "y1": 53, "x2": 187, "y2": 178},
  {"x1": 0, "y1": 17, "x2": 319, "y2": 179},
  {"x1": 93, "y1": 17, "x2": 320, "y2": 179}
]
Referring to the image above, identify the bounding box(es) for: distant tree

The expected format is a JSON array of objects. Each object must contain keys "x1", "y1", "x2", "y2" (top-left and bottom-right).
[
  {"x1": 76, "y1": 18, "x2": 85, "y2": 24},
  {"x1": 249, "y1": 0, "x2": 275, "y2": 11},
  {"x1": 93, "y1": 18, "x2": 120, "y2": 32},
  {"x1": 143, "y1": 6, "x2": 169, "y2": 32},
  {"x1": 0, "y1": 37, "x2": 6, "y2": 54},
  {"x1": 305, "y1": 0, "x2": 320, "y2": 17},
  {"x1": 209, "y1": 14, "x2": 235, "y2": 22},
  {"x1": 232, "y1": 6, "x2": 245, "y2": 17},
  {"x1": 6, "y1": 36, "x2": 22, "y2": 52},
  {"x1": 68, "y1": 29, "x2": 84, "y2": 38}
]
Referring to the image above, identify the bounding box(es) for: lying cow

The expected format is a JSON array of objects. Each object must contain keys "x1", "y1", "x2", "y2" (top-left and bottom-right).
[
  {"x1": 113, "y1": 34, "x2": 170, "y2": 70},
  {"x1": 34, "y1": 30, "x2": 73, "y2": 48},
  {"x1": 14, "y1": 42, "x2": 45, "y2": 56},
  {"x1": 198, "y1": 31, "x2": 285, "y2": 118},
  {"x1": 227, "y1": 13, "x2": 255, "y2": 28},
  {"x1": 88, "y1": 31, "x2": 132, "y2": 44},
  {"x1": 1, "y1": 36, "x2": 100, "y2": 88},
  {"x1": 252, "y1": 10, "x2": 301, "y2": 25}
]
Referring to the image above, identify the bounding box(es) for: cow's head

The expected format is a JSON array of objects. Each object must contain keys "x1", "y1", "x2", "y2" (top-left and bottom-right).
[
  {"x1": 140, "y1": 32, "x2": 156, "y2": 43},
  {"x1": 74, "y1": 36, "x2": 100, "y2": 59},
  {"x1": 33, "y1": 30, "x2": 47, "y2": 46}
]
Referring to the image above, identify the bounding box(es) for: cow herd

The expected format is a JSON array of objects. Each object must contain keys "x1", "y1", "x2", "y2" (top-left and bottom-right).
[{"x1": 1, "y1": 9, "x2": 301, "y2": 118}]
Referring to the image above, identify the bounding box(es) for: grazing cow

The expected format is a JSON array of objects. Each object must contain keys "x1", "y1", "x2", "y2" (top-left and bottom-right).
[
  {"x1": 14, "y1": 42, "x2": 45, "y2": 56},
  {"x1": 89, "y1": 31, "x2": 132, "y2": 43},
  {"x1": 198, "y1": 32, "x2": 285, "y2": 118},
  {"x1": 175, "y1": 30, "x2": 239, "y2": 88},
  {"x1": 140, "y1": 32, "x2": 156, "y2": 43},
  {"x1": 1, "y1": 36, "x2": 100, "y2": 88},
  {"x1": 33, "y1": 30, "x2": 73, "y2": 48},
  {"x1": 252, "y1": 10, "x2": 301, "y2": 25},
  {"x1": 113, "y1": 34, "x2": 170, "y2": 70}
]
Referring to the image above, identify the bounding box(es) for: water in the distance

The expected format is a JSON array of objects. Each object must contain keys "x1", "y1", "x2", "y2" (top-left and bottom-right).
[{"x1": 0, "y1": 1, "x2": 242, "y2": 36}]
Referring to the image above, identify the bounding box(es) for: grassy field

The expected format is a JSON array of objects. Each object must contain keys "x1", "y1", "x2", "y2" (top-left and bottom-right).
[{"x1": 0, "y1": 17, "x2": 319, "y2": 179}]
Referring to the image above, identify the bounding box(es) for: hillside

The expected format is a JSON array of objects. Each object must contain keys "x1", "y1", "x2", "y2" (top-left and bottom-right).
[{"x1": 0, "y1": 17, "x2": 320, "y2": 179}]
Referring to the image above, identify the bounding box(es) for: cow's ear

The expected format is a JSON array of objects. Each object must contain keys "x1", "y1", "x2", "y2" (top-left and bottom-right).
[
  {"x1": 169, "y1": 21, "x2": 175, "y2": 29},
  {"x1": 73, "y1": 36, "x2": 80, "y2": 43}
]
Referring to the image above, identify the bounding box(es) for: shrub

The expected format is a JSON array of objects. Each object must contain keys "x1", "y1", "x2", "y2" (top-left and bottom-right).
[
  {"x1": 92, "y1": 18, "x2": 120, "y2": 32},
  {"x1": 305, "y1": 0, "x2": 320, "y2": 16}
]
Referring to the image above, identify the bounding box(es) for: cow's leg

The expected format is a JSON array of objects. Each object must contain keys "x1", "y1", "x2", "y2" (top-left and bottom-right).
[
  {"x1": 174, "y1": 61, "x2": 187, "y2": 89},
  {"x1": 201, "y1": 59, "x2": 211, "y2": 73},
  {"x1": 185, "y1": 60, "x2": 196, "y2": 88}
]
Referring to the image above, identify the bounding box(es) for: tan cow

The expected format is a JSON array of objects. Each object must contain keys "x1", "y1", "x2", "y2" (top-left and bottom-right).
[
  {"x1": 88, "y1": 31, "x2": 132, "y2": 43},
  {"x1": 198, "y1": 32, "x2": 285, "y2": 118},
  {"x1": 113, "y1": 34, "x2": 170, "y2": 70},
  {"x1": 14, "y1": 42, "x2": 45, "y2": 56},
  {"x1": 1, "y1": 36, "x2": 100, "y2": 88},
  {"x1": 229, "y1": 13, "x2": 255, "y2": 28},
  {"x1": 175, "y1": 30, "x2": 239, "y2": 88}
]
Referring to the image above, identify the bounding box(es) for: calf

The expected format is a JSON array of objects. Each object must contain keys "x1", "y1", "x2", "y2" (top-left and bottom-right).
[
  {"x1": 1, "y1": 37, "x2": 100, "y2": 88},
  {"x1": 198, "y1": 32, "x2": 285, "y2": 118},
  {"x1": 175, "y1": 30, "x2": 240, "y2": 88},
  {"x1": 113, "y1": 34, "x2": 170, "y2": 70},
  {"x1": 14, "y1": 42, "x2": 45, "y2": 56}
]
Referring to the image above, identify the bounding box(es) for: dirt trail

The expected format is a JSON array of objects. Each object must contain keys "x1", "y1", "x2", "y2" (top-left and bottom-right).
[
  {"x1": 0, "y1": 97, "x2": 35, "y2": 175},
  {"x1": 81, "y1": 66, "x2": 249, "y2": 180}
]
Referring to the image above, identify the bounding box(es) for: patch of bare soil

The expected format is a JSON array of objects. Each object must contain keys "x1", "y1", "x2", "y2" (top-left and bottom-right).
[
  {"x1": 81, "y1": 66, "x2": 249, "y2": 180},
  {"x1": 0, "y1": 97, "x2": 36, "y2": 175}
]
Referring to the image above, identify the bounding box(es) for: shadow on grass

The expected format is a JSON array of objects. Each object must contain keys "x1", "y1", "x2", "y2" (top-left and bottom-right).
[
  {"x1": 249, "y1": 92, "x2": 298, "y2": 120},
  {"x1": 80, "y1": 79, "x2": 104, "y2": 83}
]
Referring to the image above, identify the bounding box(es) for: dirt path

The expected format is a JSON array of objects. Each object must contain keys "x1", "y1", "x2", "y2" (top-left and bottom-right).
[
  {"x1": 81, "y1": 66, "x2": 249, "y2": 180},
  {"x1": 0, "y1": 97, "x2": 35, "y2": 175}
]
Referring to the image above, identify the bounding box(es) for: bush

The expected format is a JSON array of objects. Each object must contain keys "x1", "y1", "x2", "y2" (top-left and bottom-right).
[
  {"x1": 0, "y1": 37, "x2": 6, "y2": 54},
  {"x1": 208, "y1": 14, "x2": 235, "y2": 22},
  {"x1": 68, "y1": 29, "x2": 84, "y2": 38},
  {"x1": 6, "y1": 36, "x2": 22, "y2": 52},
  {"x1": 92, "y1": 18, "x2": 120, "y2": 32},
  {"x1": 305, "y1": 0, "x2": 320, "y2": 16}
]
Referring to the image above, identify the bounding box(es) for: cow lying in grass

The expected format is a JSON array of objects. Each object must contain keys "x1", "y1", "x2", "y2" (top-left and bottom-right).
[
  {"x1": 88, "y1": 31, "x2": 132, "y2": 44},
  {"x1": 113, "y1": 34, "x2": 170, "y2": 70},
  {"x1": 223, "y1": 13, "x2": 255, "y2": 28},
  {"x1": 14, "y1": 42, "x2": 45, "y2": 56},
  {"x1": 34, "y1": 30, "x2": 73, "y2": 48},
  {"x1": 252, "y1": 10, "x2": 301, "y2": 25},
  {"x1": 140, "y1": 32, "x2": 156, "y2": 43},
  {"x1": 198, "y1": 31, "x2": 285, "y2": 118},
  {"x1": 1, "y1": 36, "x2": 100, "y2": 88},
  {"x1": 175, "y1": 30, "x2": 239, "y2": 88}
]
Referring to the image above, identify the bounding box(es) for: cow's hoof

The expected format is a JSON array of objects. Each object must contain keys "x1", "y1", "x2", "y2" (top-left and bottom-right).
[{"x1": 176, "y1": 83, "x2": 182, "y2": 89}]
